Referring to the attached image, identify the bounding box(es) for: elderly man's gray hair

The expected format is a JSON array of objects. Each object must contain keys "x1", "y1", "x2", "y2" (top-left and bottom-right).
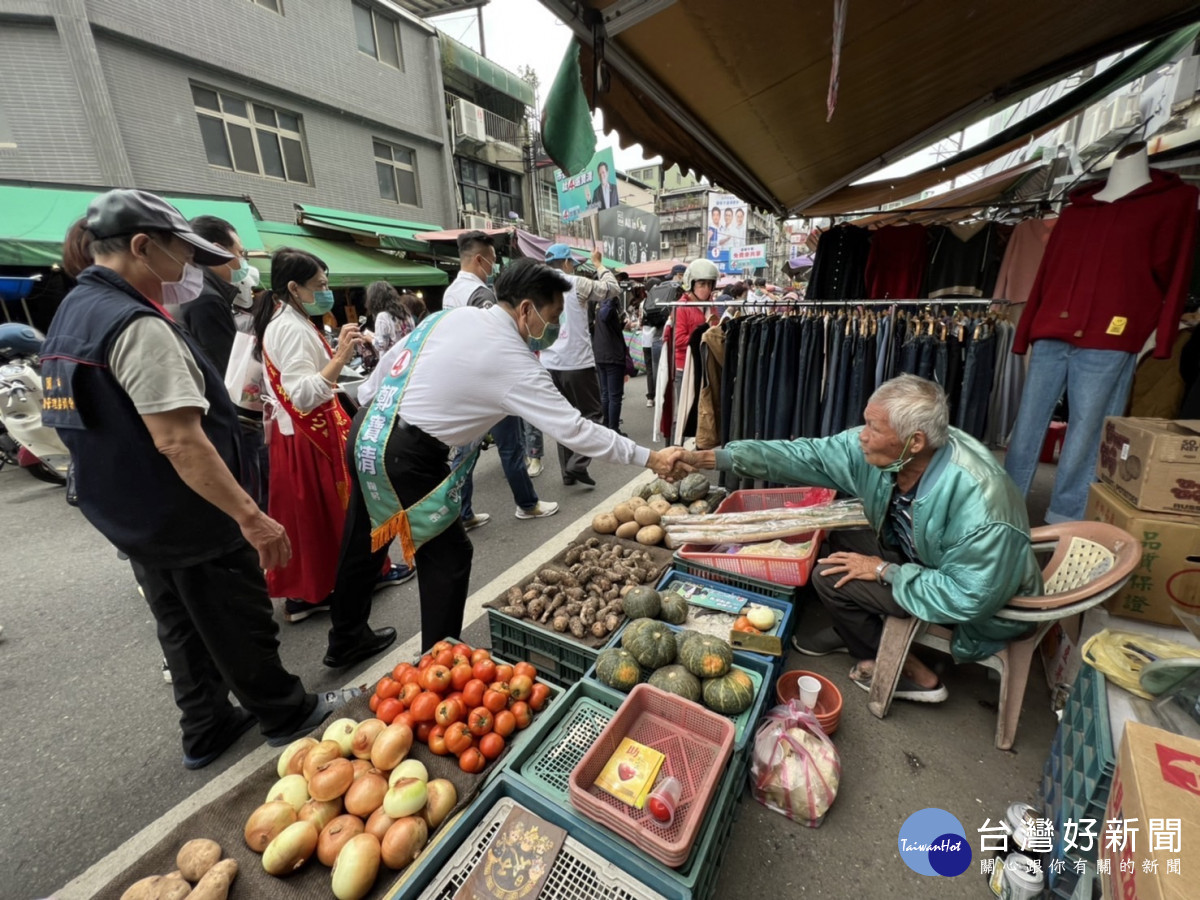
[{"x1": 868, "y1": 374, "x2": 949, "y2": 449}]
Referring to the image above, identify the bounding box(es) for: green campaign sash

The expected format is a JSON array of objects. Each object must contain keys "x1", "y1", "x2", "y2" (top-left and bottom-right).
[{"x1": 353, "y1": 311, "x2": 478, "y2": 563}]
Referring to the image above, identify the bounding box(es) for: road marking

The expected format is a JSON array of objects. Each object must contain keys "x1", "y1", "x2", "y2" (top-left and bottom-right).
[{"x1": 58, "y1": 467, "x2": 654, "y2": 899}]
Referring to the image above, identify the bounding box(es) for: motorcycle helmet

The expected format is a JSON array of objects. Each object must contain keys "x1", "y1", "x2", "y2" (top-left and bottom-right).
[
  {"x1": 0, "y1": 323, "x2": 44, "y2": 363},
  {"x1": 683, "y1": 258, "x2": 720, "y2": 292}
]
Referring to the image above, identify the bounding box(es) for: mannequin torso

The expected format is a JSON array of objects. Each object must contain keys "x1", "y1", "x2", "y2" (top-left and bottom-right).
[{"x1": 1094, "y1": 142, "x2": 1151, "y2": 203}]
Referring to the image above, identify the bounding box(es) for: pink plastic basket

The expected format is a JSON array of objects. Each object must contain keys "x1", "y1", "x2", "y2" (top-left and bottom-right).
[
  {"x1": 568, "y1": 684, "x2": 735, "y2": 868},
  {"x1": 676, "y1": 487, "x2": 836, "y2": 586}
]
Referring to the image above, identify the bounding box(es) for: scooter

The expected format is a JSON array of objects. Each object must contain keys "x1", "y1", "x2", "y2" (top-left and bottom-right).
[{"x1": 0, "y1": 323, "x2": 70, "y2": 485}]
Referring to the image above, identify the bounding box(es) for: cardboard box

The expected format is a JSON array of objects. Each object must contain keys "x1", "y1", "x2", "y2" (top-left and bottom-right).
[
  {"x1": 1103, "y1": 722, "x2": 1200, "y2": 900},
  {"x1": 1083, "y1": 483, "x2": 1200, "y2": 627},
  {"x1": 1097, "y1": 417, "x2": 1200, "y2": 516}
]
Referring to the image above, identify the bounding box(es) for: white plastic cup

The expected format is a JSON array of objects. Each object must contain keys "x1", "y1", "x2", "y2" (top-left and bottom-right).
[
  {"x1": 646, "y1": 775, "x2": 682, "y2": 826},
  {"x1": 797, "y1": 675, "x2": 822, "y2": 710}
]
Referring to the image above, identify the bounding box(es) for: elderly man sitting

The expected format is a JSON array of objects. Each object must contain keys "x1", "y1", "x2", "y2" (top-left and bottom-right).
[{"x1": 678, "y1": 374, "x2": 1042, "y2": 703}]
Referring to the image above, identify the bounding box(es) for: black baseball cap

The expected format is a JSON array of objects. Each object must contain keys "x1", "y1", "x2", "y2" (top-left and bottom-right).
[
  {"x1": 86, "y1": 189, "x2": 234, "y2": 266},
  {"x1": 670, "y1": 264, "x2": 686, "y2": 275}
]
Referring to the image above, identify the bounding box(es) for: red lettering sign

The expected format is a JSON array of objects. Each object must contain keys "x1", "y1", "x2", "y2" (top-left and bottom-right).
[{"x1": 1156, "y1": 743, "x2": 1200, "y2": 797}]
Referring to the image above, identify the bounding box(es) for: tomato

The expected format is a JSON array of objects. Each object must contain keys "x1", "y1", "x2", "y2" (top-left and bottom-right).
[
  {"x1": 458, "y1": 747, "x2": 486, "y2": 774},
  {"x1": 451, "y1": 644, "x2": 473, "y2": 667},
  {"x1": 375, "y1": 676, "x2": 401, "y2": 700},
  {"x1": 482, "y1": 689, "x2": 508, "y2": 714},
  {"x1": 431, "y1": 640, "x2": 455, "y2": 656},
  {"x1": 494, "y1": 664, "x2": 514, "y2": 683},
  {"x1": 393, "y1": 710, "x2": 415, "y2": 731},
  {"x1": 368, "y1": 693, "x2": 381, "y2": 713},
  {"x1": 399, "y1": 682, "x2": 423, "y2": 706},
  {"x1": 416, "y1": 721, "x2": 434, "y2": 743},
  {"x1": 435, "y1": 698, "x2": 463, "y2": 728},
  {"x1": 472, "y1": 658, "x2": 497, "y2": 683},
  {"x1": 492, "y1": 709, "x2": 516, "y2": 738},
  {"x1": 434, "y1": 649, "x2": 455, "y2": 669},
  {"x1": 509, "y1": 700, "x2": 532, "y2": 730},
  {"x1": 417, "y1": 654, "x2": 434, "y2": 670},
  {"x1": 488, "y1": 681, "x2": 512, "y2": 701},
  {"x1": 409, "y1": 691, "x2": 440, "y2": 723},
  {"x1": 529, "y1": 683, "x2": 551, "y2": 711},
  {"x1": 450, "y1": 663, "x2": 474, "y2": 691},
  {"x1": 400, "y1": 667, "x2": 423, "y2": 687},
  {"x1": 508, "y1": 675, "x2": 533, "y2": 702},
  {"x1": 479, "y1": 732, "x2": 505, "y2": 760},
  {"x1": 462, "y1": 679, "x2": 487, "y2": 709},
  {"x1": 445, "y1": 690, "x2": 465, "y2": 708},
  {"x1": 392, "y1": 662, "x2": 415, "y2": 682},
  {"x1": 444, "y1": 721, "x2": 473, "y2": 756},
  {"x1": 470, "y1": 648, "x2": 492, "y2": 666},
  {"x1": 376, "y1": 697, "x2": 403, "y2": 725},
  {"x1": 467, "y1": 706, "x2": 493, "y2": 736},
  {"x1": 513, "y1": 662, "x2": 537, "y2": 681},
  {"x1": 422, "y1": 664, "x2": 453, "y2": 694},
  {"x1": 427, "y1": 724, "x2": 448, "y2": 756}
]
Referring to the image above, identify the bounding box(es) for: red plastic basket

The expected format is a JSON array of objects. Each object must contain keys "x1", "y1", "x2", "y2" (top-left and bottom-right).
[
  {"x1": 568, "y1": 684, "x2": 735, "y2": 869},
  {"x1": 675, "y1": 487, "x2": 836, "y2": 586}
]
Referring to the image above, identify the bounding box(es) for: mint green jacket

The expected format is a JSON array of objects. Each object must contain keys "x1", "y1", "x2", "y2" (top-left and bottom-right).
[{"x1": 714, "y1": 428, "x2": 1043, "y2": 661}]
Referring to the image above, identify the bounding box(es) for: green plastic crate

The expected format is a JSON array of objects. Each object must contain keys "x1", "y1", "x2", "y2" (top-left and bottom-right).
[{"x1": 487, "y1": 607, "x2": 599, "y2": 687}]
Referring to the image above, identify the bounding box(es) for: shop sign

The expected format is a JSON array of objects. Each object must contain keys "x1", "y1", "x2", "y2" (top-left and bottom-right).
[
  {"x1": 730, "y1": 243, "x2": 767, "y2": 270},
  {"x1": 598, "y1": 207, "x2": 661, "y2": 265}
]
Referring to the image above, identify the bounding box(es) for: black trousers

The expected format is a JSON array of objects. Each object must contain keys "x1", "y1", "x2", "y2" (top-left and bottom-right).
[
  {"x1": 547, "y1": 367, "x2": 602, "y2": 476},
  {"x1": 810, "y1": 528, "x2": 909, "y2": 660},
  {"x1": 330, "y1": 409, "x2": 474, "y2": 652},
  {"x1": 132, "y1": 544, "x2": 314, "y2": 756}
]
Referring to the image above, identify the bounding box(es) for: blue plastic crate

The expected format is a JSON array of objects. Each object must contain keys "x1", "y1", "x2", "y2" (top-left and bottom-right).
[
  {"x1": 669, "y1": 554, "x2": 799, "y2": 606},
  {"x1": 588, "y1": 621, "x2": 773, "y2": 754}
]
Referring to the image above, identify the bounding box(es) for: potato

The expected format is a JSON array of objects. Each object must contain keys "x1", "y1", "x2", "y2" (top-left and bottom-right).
[
  {"x1": 120, "y1": 874, "x2": 191, "y2": 900},
  {"x1": 177, "y1": 838, "x2": 222, "y2": 882},
  {"x1": 649, "y1": 500, "x2": 671, "y2": 516},
  {"x1": 189, "y1": 858, "x2": 238, "y2": 900},
  {"x1": 633, "y1": 506, "x2": 661, "y2": 527},
  {"x1": 648, "y1": 493, "x2": 666, "y2": 507},
  {"x1": 592, "y1": 513, "x2": 619, "y2": 534},
  {"x1": 636, "y1": 525, "x2": 664, "y2": 545},
  {"x1": 666, "y1": 504, "x2": 689, "y2": 517},
  {"x1": 613, "y1": 502, "x2": 636, "y2": 524},
  {"x1": 615, "y1": 521, "x2": 640, "y2": 540},
  {"x1": 627, "y1": 495, "x2": 648, "y2": 509}
]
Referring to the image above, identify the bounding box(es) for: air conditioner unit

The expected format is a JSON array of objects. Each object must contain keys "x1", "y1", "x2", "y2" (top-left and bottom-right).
[
  {"x1": 660, "y1": 240, "x2": 670, "y2": 251},
  {"x1": 452, "y1": 98, "x2": 486, "y2": 145},
  {"x1": 1113, "y1": 94, "x2": 1142, "y2": 130},
  {"x1": 463, "y1": 212, "x2": 492, "y2": 230}
]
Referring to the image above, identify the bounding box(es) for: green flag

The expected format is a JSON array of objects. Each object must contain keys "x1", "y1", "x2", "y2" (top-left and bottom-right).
[{"x1": 541, "y1": 42, "x2": 596, "y2": 176}]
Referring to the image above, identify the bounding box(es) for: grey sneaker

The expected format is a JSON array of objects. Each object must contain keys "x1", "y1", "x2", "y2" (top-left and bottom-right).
[
  {"x1": 516, "y1": 501, "x2": 559, "y2": 520},
  {"x1": 266, "y1": 687, "x2": 365, "y2": 747},
  {"x1": 790, "y1": 627, "x2": 849, "y2": 657},
  {"x1": 162, "y1": 658, "x2": 173, "y2": 684},
  {"x1": 526, "y1": 458, "x2": 543, "y2": 478},
  {"x1": 463, "y1": 513, "x2": 491, "y2": 531}
]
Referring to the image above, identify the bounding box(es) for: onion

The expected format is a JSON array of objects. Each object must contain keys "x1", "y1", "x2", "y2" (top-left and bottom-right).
[
  {"x1": 344, "y1": 772, "x2": 389, "y2": 818},
  {"x1": 304, "y1": 740, "x2": 345, "y2": 781},
  {"x1": 389, "y1": 759, "x2": 428, "y2": 787},
  {"x1": 364, "y1": 808, "x2": 398, "y2": 843},
  {"x1": 318, "y1": 814, "x2": 365, "y2": 867},
  {"x1": 382, "y1": 778, "x2": 427, "y2": 818},
  {"x1": 331, "y1": 833, "x2": 381, "y2": 900},
  {"x1": 746, "y1": 606, "x2": 776, "y2": 631},
  {"x1": 371, "y1": 723, "x2": 413, "y2": 771},
  {"x1": 350, "y1": 719, "x2": 386, "y2": 760},
  {"x1": 277, "y1": 737, "x2": 318, "y2": 778},
  {"x1": 309, "y1": 758, "x2": 355, "y2": 802},
  {"x1": 421, "y1": 779, "x2": 457, "y2": 830},
  {"x1": 245, "y1": 800, "x2": 298, "y2": 853},
  {"x1": 323, "y1": 718, "x2": 358, "y2": 757},
  {"x1": 262, "y1": 820, "x2": 318, "y2": 876},
  {"x1": 297, "y1": 797, "x2": 343, "y2": 832},
  {"x1": 350, "y1": 759, "x2": 375, "y2": 782},
  {"x1": 265, "y1": 774, "x2": 310, "y2": 812},
  {"x1": 380, "y1": 816, "x2": 428, "y2": 870}
]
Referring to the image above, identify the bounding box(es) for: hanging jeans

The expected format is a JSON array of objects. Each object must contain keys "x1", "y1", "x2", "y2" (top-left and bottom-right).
[
  {"x1": 958, "y1": 332, "x2": 996, "y2": 439},
  {"x1": 1004, "y1": 340, "x2": 1136, "y2": 523}
]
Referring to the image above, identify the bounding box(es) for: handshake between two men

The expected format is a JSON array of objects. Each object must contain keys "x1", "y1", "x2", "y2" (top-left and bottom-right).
[{"x1": 645, "y1": 447, "x2": 713, "y2": 483}]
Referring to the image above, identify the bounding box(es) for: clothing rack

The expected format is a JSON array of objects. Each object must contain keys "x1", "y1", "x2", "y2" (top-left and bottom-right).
[{"x1": 655, "y1": 297, "x2": 1008, "y2": 308}]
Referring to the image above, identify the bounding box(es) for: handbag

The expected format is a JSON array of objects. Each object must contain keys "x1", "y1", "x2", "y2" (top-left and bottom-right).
[{"x1": 224, "y1": 331, "x2": 265, "y2": 413}]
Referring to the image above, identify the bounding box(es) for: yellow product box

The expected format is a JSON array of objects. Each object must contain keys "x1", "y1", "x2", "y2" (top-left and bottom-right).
[{"x1": 594, "y1": 737, "x2": 665, "y2": 810}]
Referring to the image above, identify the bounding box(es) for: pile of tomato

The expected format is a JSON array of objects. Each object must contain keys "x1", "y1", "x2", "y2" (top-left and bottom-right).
[{"x1": 368, "y1": 640, "x2": 552, "y2": 775}]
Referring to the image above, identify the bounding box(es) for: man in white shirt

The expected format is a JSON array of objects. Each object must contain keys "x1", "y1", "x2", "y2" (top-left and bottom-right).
[
  {"x1": 343, "y1": 258, "x2": 681, "y2": 647},
  {"x1": 442, "y1": 230, "x2": 497, "y2": 310},
  {"x1": 540, "y1": 244, "x2": 620, "y2": 485}
]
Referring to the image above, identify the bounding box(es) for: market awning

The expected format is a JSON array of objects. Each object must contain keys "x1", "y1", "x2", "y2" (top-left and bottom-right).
[
  {"x1": 538, "y1": 0, "x2": 1200, "y2": 214},
  {"x1": 294, "y1": 204, "x2": 441, "y2": 253},
  {"x1": 439, "y1": 32, "x2": 536, "y2": 107},
  {"x1": 510, "y1": 228, "x2": 624, "y2": 270},
  {"x1": 257, "y1": 223, "x2": 449, "y2": 289},
  {"x1": 0, "y1": 183, "x2": 266, "y2": 267},
  {"x1": 620, "y1": 258, "x2": 684, "y2": 280}
]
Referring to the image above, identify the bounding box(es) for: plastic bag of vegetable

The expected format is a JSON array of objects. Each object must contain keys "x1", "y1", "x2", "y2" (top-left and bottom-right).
[{"x1": 749, "y1": 700, "x2": 841, "y2": 827}]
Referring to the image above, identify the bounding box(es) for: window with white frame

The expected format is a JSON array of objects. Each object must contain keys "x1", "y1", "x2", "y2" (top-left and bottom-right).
[
  {"x1": 353, "y1": 1, "x2": 402, "y2": 69},
  {"x1": 374, "y1": 139, "x2": 419, "y2": 206},
  {"x1": 192, "y1": 85, "x2": 310, "y2": 184},
  {"x1": 248, "y1": 0, "x2": 281, "y2": 11}
]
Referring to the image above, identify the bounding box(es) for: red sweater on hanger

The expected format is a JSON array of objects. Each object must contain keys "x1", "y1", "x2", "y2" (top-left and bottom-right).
[
  {"x1": 1013, "y1": 170, "x2": 1198, "y2": 359},
  {"x1": 864, "y1": 224, "x2": 928, "y2": 299}
]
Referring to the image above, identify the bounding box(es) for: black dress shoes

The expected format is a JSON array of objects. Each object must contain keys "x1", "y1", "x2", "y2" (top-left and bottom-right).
[
  {"x1": 324, "y1": 627, "x2": 397, "y2": 668},
  {"x1": 566, "y1": 468, "x2": 596, "y2": 486}
]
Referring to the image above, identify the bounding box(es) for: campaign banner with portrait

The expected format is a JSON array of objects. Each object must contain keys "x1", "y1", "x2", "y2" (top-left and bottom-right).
[
  {"x1": 598, "y1": 207, "x2": 661, "y2": 266},
  {"x1": 554, "y1": 147, "x2": 618, "y2": 223},
  {"x1": 705, "y1": 193, "x2": 749, "y2": 273}
]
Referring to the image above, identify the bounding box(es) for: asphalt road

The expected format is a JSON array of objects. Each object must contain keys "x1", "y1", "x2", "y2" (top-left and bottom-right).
[{"x1": 0, "y1": 379, "x2": 1061, "y2": 899}]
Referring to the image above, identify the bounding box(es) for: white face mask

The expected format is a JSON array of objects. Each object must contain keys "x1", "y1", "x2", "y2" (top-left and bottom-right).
[{"x1": 148, "y1": 241, "x2": 205, "y2": 306}]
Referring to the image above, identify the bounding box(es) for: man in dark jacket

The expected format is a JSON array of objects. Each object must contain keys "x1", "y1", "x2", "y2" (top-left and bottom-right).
[
  {"x1": 179, "y1": 215, "x2": 246, "y2": 373},
  {"x1": 40, "y1": 190, "x2": 352, "y2": 769},
  {"x1": 593, "y1": 293, "x2": 629, "y2": 432}
]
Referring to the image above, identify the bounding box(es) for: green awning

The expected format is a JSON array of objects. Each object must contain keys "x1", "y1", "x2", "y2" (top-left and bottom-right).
[
  {"x1": 0, "y1": 183, "x2": 265, "y2": 267},
  {"x1": 439, "y1": 33, "x2": 536, "y2": 107},
  {"x1": 294, "y1": 203, "x2": 441, "y2": 253},
  {"x1": 256, "y1": 223, "x2": 448, "y2": 289}
]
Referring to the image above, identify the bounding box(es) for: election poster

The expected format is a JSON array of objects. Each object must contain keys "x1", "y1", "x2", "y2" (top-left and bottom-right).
[
  {"x1": 705, "y1": 193, "x2": 749, "y2": 273},
  {"x1": 598, "y1": 207, "x2": 661, "y2": 266},
  {"x1": 554, "y1": 147, "x2": 617, "y2": 224}
]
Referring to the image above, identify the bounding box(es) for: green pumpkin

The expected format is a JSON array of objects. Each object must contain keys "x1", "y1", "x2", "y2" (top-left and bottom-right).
[
  {"x1": 674, "y1": 628, "x2": 702, "y2": 657},
  {"x1": 595, "y1": 648, "x2": 641, "y2": 692},
  {"x1": 621, "y1": 617, "x2": 656, "y2": 651},
  {"x1": 623, "y1": 586, "x2": 662, "y2": 620},
  {"x1": 678, "y1": 473, "x2": 711, "y2": 503},
  {"x1": 688, "y1": 500, "x2": 710, "y2": 515},
  {"x1": 627, "y1": 621, "x2": 677, "y2": 670},
  {"x1": 648, "y1": 665, "x2": 702, "y2": 703},
  {"x1": 703, "y1": 668, "x2": 756, "y2": 715},
  {"x1": 679, "y1": 634, "x2": 733, "y2": 679},
  {"x1": 658, "y1": 592, "x2": 689, "y2": 625},
  {"x1": 650, "y1": 478, "x2": 679, "y2": 503}
]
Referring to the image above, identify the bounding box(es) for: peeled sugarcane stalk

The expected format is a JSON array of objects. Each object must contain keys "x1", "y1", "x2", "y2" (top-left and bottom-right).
[{"x1": 661, "y1": 499, "x2": 867, "y2": 527}]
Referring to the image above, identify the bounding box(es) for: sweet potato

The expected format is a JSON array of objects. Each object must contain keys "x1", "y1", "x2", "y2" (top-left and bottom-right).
[
  {"x1": 120, "y1": 874, "x2": 191, "y2": 900},
  {"x1": 188, "y1": 858, "x2": 238, "y2": 900},
  {"x1": 177, "y1": 838, "x2": 222, "y2": 882}
]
